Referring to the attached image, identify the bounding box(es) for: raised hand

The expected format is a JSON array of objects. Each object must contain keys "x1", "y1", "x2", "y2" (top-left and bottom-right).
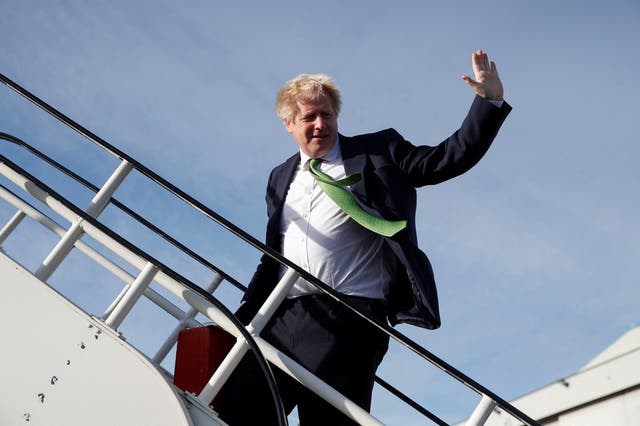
[{"x1": 462, "y1": 50, "x2": 504, "y2": 101}]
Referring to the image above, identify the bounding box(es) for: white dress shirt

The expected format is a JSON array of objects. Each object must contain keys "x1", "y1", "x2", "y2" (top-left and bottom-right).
[{"x1": 280, "y1": 139, "x2": 397, "y2": 299}]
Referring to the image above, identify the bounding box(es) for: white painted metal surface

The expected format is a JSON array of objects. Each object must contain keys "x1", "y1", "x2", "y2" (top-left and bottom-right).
[
  {"x1": 551, "y1": 387, "x2": 640, "y2": 426},
  {"x1": 466, "y1": 395, "x2": 497, "y2": 426},
  {"x1": 104, "y1": 262, "x2": 159, "y2": 329},
  {"x1": 0, "y1": 253, "x2": 197, "y2": 426},
  {"x1": 0, "y1": 159, "x2": 386, "y2": 425},
  {"x1": 34, "y1": 160, "x2": 133, "y2": 281},
  {"x1": 456, "y1": 327, "x2": 640, "y2": 425}
]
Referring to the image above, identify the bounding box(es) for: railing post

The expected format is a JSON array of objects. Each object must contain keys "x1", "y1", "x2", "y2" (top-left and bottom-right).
[
  {"x1": 466, "y1": 394, "x2": 497, "y2": 426},
  {"x1": 34, "y1": 220, "x2": 83, "y2": 280},
  {"x1": 0, "y1": 210, "x2": 26, "y2": 245},
  {"x1": 84, "y1": 160, "x2": 135, "y2": 218},
  {"x1": 34, "y1": 160, "x2": 134, "y2": 281},
  {"x1": 246, "y1": 268, "x2": 301, "y2": 334},
  {"x1": 105, "y1": 262, "x2": 159, "y2": 330}
]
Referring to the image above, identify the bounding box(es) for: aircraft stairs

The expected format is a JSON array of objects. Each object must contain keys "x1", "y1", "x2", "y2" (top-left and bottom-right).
[{"x1": 0, "y1": 73, "x2": 540, "y2": 426}]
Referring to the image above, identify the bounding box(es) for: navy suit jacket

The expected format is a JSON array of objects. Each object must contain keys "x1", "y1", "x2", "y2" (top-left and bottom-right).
[{"x1": 240, "y1": 95, "x2": 511, "y2": 329}]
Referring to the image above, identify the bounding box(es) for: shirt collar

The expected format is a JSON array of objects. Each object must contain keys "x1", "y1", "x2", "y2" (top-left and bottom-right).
[{"x1": 300, "y1": 135, "x2": 341, "y2": 170}]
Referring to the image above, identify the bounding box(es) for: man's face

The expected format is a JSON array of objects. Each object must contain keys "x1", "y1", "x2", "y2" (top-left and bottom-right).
[{"x1": 285, "y1": 95, "x2": 338, "y2": 159}]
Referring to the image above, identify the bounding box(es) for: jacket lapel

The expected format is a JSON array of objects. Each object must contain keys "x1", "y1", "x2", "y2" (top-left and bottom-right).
[
  {"x1": 268, "y1": 152, "x2": 299, "y2": 218},
  {"x1": 339, "y1": 134, "x2": 383, "y2": 218},
  {"x1": 339, "y1": 134, "x2": 366, "y2": 180}
]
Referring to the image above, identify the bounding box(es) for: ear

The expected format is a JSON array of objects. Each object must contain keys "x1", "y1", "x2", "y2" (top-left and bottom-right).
[{"x1": 284, "y1": 119, "x2": 294, "y2": 134}]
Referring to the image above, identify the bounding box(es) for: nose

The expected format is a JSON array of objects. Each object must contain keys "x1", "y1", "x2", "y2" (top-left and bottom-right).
[{"x1": 314, "y1": 116, "x2": 325, "y2": 130}]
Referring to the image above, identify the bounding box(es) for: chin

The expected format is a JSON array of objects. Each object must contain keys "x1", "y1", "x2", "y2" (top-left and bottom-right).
[
  {"x1": 314, "y1": 149, "x2": 330, "y2": 158},
  {"x1": 314, "y1": 143, "x2": 333, "y2": 156}
]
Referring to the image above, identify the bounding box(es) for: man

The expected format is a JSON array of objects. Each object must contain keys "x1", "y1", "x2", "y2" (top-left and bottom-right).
[{"x1": 220, "y1": 50, "x2": 511, "y2": 425}]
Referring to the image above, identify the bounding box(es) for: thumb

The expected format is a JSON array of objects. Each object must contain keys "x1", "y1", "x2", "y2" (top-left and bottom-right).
[{"x1": 461, "y1": 75, "x2": 479, "y2": 89}]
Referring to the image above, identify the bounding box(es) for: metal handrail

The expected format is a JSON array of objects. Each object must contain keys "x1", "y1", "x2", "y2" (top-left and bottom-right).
[
  {"x1": 0, "y1": 153, "x2": 289, "y2": 426},
  {"x1": 1, "y1": 72, "x2": 540, "y2": 425},
  {"x1": 0, "y1": 131, "x2": 245, "y2": 292}
]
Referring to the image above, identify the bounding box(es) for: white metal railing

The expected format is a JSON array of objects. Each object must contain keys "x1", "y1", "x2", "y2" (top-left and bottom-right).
[
  {"x1": 0, "y1": 153, "x2": 385, "y2": 425},
  {"x1": 0, "y1": 70, "x2": 541, "y2": 426},
  {"x1": 183, "y1": 288, "x2": 382, "y2": 426},
  {"x1": 466, "y1": 395, "x2": 498, "y2": 426},
  {"x1": 34, "y1": 160, "x2": 133, "y2": 281}
]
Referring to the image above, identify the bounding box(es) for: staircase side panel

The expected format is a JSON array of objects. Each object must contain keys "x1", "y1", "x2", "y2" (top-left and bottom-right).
[{"x1": 0, "y1": 253, "x2": 194, "y2": 426}]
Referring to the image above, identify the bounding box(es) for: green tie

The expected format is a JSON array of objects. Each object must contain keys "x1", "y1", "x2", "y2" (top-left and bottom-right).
[{"x1": 309, "y1": 158, "x2": 407, "y2": 237}]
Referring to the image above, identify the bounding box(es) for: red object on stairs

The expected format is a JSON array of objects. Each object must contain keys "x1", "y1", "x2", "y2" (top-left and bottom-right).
[{"x1": 173, "y1": 325, "x2": 235, "y2": 407}]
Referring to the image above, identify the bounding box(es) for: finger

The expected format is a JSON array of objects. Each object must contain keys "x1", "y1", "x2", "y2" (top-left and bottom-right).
[
  {"x1": 474, "y1": 50, "x2": 482, "y2": 67},
  {"x1": 490, "y1": 60, "x2": 498, "y2": 74},
  {"x1": 471, "y1": 51, "x2": 482, "y2": 74},
  {"x1": 461, "y1": 75, "x2": 479, "y2": 88},
  {"x1": 480, "y1": 51, "x2": 489, "y2": 69}
]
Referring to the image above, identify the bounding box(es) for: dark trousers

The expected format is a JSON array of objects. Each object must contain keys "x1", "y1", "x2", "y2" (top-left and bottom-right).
[{"x1": 217, "y1": 294, "x2": 389, "y2": 425}]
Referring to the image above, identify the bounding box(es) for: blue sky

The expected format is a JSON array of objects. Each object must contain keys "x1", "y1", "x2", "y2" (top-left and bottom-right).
[{"x1": 1, "y1": 1, "x2": 639, "y2": 424}]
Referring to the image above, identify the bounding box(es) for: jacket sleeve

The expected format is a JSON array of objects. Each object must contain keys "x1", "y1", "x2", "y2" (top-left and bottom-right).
[
  {"x1": 390, "y1": 95, "x2": 511, "y2": 187},
  {"x1": 236, "y1": 169, "x2": 282, "y2": 324},
  {"x1": 235, "y1": 251, "x2": 280, "y2": 324}
]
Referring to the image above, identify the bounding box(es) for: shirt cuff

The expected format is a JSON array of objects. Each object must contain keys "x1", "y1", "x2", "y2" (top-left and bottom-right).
[{"x1": 487, "y1": 99, "x2": 504, "y2": 108}]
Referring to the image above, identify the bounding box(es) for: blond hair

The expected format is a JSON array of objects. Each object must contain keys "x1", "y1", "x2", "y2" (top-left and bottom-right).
[{"x1": 276, "y1": 74, "x2": 342, "y2": 123}]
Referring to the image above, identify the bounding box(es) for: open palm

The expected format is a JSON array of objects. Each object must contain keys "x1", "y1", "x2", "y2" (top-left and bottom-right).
[{"x1": 462, "y1": 50, "x2": 504, "y2": 101}]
